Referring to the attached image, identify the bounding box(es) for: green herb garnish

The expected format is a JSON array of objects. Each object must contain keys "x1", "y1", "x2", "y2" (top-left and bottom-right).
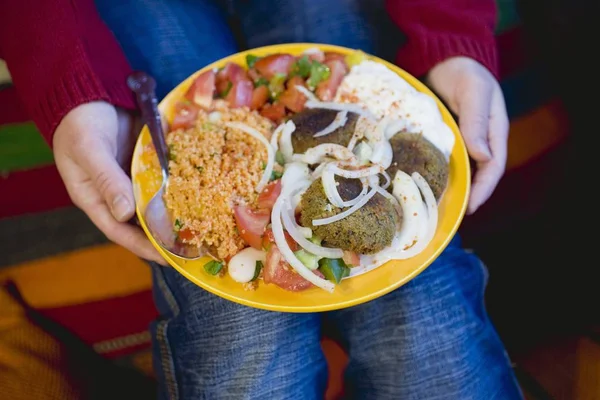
[
  {"x1": 252, "y1": 260, "x2": 264, "y2": 281},
  {"x1": 254, "y1": 77, "x2": 269, "y2": 88},
  {"x1": 174, "y1": 218, "x2": 183, "y2": 231},
  {"x1": 246, "y1": 54, "x2": 260, "y2": 68},
  {"x1": 204, "y1": 260, "x2": 223, "y2": 275},
  {"x1": 219, "y1": 81, "x2": 233, "y2": 98},
  {"x1": 307, "y1": 61, "x2": 331, "y2": 90},
  {"x1": 268, "y1": 73, "x2": 287, "y2": 100}
]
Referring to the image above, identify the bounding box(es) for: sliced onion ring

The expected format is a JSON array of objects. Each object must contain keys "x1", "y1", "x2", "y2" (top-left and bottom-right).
[
  {"x1": 292, "y1": 143, "x2": 356, "y2": 164},
  {"x1": 225, "y1": 122, "x2": 274, "y2": 193},
  {"x1": 271, "y1": 196, "x2": 335, "y2": 292},
  {"x1": 312, "y1": 187, "x2": 377, "y2": 227},
  {"x1": 279, "y1": 120, "x2": 296, "y2": 162},
  {"x1": 330, "y1": 163, "x2": 383, "y2": 179},
  {"x1": 313, "y1": 111, "x2": 348, "y2": 138},
  {"x1": 294, "y1": 85, "x2": 319, "y2": 102}
]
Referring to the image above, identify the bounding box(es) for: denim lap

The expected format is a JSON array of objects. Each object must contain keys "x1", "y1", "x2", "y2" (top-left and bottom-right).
[{"x1": 97, "y1": 0, "x2": 521, "y2": 398}]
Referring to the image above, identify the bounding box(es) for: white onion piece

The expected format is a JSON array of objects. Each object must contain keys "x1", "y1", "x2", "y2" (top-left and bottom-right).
[
  {"x1": 280, "y1": 120, "x2": 296, "y2": 162},
  {"x1": 270, "y1": 122, "x2": 286, "y2": 152},
  {"x1": 225, "y1": 122, "x2": 274, "y2": 193},
  {"x1": 294, "y1": 85, "x2": 319, "y2": 102},
  {"x1": 391, "y1": 171, "x2": 425, "y2": 252},
  {"x1": 292, "y1": 143, "x2": 356, "y2": 164},
  {"x1": 286, "y1": 188, "x2": 313, "y2": 238},
  {"x1": 321, "y1": 167, "x2": 346, "y2": 208},
  {"x1": 347, "y1": 134, "x2": 359, "y2": 152},
  {"x1": 305, "y1": 100, "x2": 375, "y2": 120},
  {"x1": 271, "y1": 197, "x2": 335, "y2": 292},
  {"x1": 282, "y1": 200, "x2": 343, "y2": 258},
  {"x1": 380, "y1": 170, "x2": 391, "y2": 190},
  {"x1": 330, "y1": 163, "x2": 383, "y2": 179},
  {"x1": 313, "y1": 111, "x2": 348, "y2": 138},
  {"x1": 281, "y1": 162, "x2": 311, "y2": 195},
  {"x1": 312, "y1": 187, "x2": 377, "y2": 227},
  {"x1": 228, "y1": 247, "x2": 266, "y2": 283},
  {"x1": 398, "y1": 172, "x2": 438, "y2": 258}
]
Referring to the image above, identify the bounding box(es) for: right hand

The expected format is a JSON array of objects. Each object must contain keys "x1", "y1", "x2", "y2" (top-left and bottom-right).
[{"x1": 53, "y1": 101, "x2": 166, "y2": 265}]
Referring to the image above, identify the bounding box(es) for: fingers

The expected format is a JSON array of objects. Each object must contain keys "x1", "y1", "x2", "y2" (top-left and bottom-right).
[
  {"x1": 77, "y1": 139, "x2": 136, "y2": 223},
  {"x1": 467, "y1": 86, "x2": 510, "y2": 214},
  {"x1": 458, "y1": 78, "x2": 494, "y2": 162},
  {"x1": 87, "y1": 200, "x2": 168, "y2": 265}
]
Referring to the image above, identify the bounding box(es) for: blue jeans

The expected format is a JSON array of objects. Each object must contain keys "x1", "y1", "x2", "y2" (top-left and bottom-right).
[{"x1": 97, "y1": 1, "x2": 523, "y2": 398}]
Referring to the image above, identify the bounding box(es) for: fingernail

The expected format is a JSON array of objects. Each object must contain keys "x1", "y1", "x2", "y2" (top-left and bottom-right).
[{"x1": 111, "y1": 195, "x2": 132, "y2": 221}]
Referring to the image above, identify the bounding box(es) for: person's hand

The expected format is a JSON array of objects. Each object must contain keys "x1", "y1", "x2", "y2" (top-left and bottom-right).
[
  {"x1": 53, "y1": 101, "x2": 166, "y2": 264},
  {"x1": 425, "y1": 57, "x2": 509, "y2": 214}
]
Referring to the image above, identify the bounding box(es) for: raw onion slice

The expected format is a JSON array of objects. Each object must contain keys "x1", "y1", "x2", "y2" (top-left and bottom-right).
[
  {"x1": 282, "y1": 199, "x2": 343, "y2": 258},
  {"x1": 271, "y1": 196, "x2": 335, "y2": 292},
  {"x1": 369, "y1": 139, "x2": 393, "y2": 169},
  {"x1": 312, "y1": 187, "x2": 377, "y2": 226},
  {"x1": 286, "y1": 187, "x2": 313, "y2": 239},
  {"x1": 279, "y1": 120, "x2": 296, "y2": 162},
  {"x1": 390, "y1": 170, "x2": 425, "y2": 252},
  {"x1": 313, "y1": 111, "x2": 348, "y2": 138},
  {"x1": 225, "y1": 122, "x2": 274, "y2": 193},
  {"x1": 330, "y1": 163, "x2": 383, "y2": 179},
  {"x1": 270, "y1": 122, "x2": 286, "y2": 152},
  {"x1": 321, "y1": 166, "x2": 346, "y2": 208},
  {"x1": 294, "y1": 85, "x2": 319, "y2": 102},
  {"x1": 305, "y1": 100, "x2": 375, "y2": 120},
  {"x1": 380, "y1": 170, "x2": 391, "y2": 190},
  {"x1": 292, "y1": 143, "x2": 356, "y2": 164}
]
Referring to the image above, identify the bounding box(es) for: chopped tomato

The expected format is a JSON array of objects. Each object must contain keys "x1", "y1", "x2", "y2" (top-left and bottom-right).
[
  {"x1": 257, "y1": 180, "x2": 282, "y2": 210},
  {"x1": 171, "y1": 101, "x2": 199, "y2": 130},
  {"x1": 247, "y1": 68, "x2": 261, "y2": 82},
  {"x1": 264, "y1": 245, "x2": 323, "y2": 291},
  {"x1": 342, "y1": 250, "x2": 360, "y2": 267},
  {"x1": 279, "y1": 77, "x2": 307, "y2": 113},
  {"x1": 217, "y1": 62, "x2": 248, "y2": 84},
  {"x1": 254, "y1": 54, "x2": 295, "y2": 80},
  {"x1": 178, "y1": 228, "x2": 196, "y2": 241},
  {"x1": 259, "y1": 102, "x2": 286, "y2": 123},
  {"x1": 324, "y1": 52, "x2": 346, "y2": 63},
  {"x1": 316, "y1": 59, "x2": 348, "y2": 101},
  {"x1": 233, "y1": 205, "x2": 270, "y2": 250},
  {"x1": 185, "y1": 70, "x2": 216, "y2": 109},
  {"x1": 225, "y1": 79, "x2": 254, "y2": 108},
  {"x1": 250, "y1": 85, "x2": 269, "y2": 110},
  {"x1": 262, "y1": 228, "x2": 299, "y2": 252}
]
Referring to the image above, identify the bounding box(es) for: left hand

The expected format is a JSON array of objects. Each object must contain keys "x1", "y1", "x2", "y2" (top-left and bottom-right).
[{"x1": 425, "y1": 57, "x2": 509, "y2": 215}]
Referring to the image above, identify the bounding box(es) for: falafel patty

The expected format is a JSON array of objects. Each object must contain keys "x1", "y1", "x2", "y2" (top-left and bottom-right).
[
  {"x1": 387, "y1": 132, "x2": 449, "y2": 200},
  {"x1": 290, "y1": 108, "x2": 360, "y2": 154},
  {"x1": 300, "y1": 177, "x2": 401, "y2": 254}
]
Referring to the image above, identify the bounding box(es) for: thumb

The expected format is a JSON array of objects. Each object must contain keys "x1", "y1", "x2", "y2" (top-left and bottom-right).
[{"x1": 79, "y1": 140, "x2": 136, "y2": 222}]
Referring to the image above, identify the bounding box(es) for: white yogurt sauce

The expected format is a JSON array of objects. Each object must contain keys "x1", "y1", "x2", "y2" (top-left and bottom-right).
[{"x1": 335, "y1": 61, "x2": 455, "y2": 158}]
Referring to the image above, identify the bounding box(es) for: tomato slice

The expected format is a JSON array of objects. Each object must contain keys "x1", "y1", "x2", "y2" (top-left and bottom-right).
[
  {"x1": 178, "y1": 228, "x2": 196, "y2": 241},
  {"x1": 264, "y1": 245, "x2": 322, "y2": 291},
  {"x1": 233, "y1": 205, "x2": 270, "y2": 249},
  {"x1": 250, "y1": 85, "x2": 269, "y2": 110},
  {"x1": 316, "y1": 59, "x2": 348, "y2": 101},
  {"x1": 171, "y1": 101, "x2": 199, "y2": 130},
  {"x1": 225, "y1": 79, "x2": 254, "y2": 108},
  {"x1": 217, "y1": 62, "x2": 248, "y2": 84},
  {"x1": 254, "y1": 54, "x2": 295, "y2": 80},
  {"x1": 262, "y1": 228, "x2": 299, "y2": 252},
  {"x1": 279, "y1": 77, "x2": 308, "y2": 113},
  {"x1": 185, "y1": 70, "x2": 216, "y2": 109},
  {"x1": 257, "y1": 180, "x2": 282, "y2": 210},
  {"x1": 342, "y1": 250, "x2": 360, "y2": 267},
  {"x1": 259, "y1": 102, "x2": 286, "y2": 123}
]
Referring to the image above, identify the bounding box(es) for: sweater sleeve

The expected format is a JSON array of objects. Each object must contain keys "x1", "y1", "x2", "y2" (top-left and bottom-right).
[
  {"x1": 385, "y1": 0, "x2": 499, "y2": 79},
  {"x1": 0, "y1": 0, "x2": 136, "y2": 143}
]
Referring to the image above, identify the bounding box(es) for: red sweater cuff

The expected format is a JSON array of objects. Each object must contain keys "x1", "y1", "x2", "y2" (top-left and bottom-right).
[{"x1": 396, "y1": 34, "x2": 499, "y2": 80}]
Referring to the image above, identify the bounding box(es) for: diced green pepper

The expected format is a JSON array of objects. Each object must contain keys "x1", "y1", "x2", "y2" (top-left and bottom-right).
[
  {"x1": 291, "y1": 55, "x2": 312, "y2": 78},
  {"x1": 307, "y1": 61, "x2": 330, "y2": 90},
  {"x1": 246, "y1": 54, "x2": 260, "y2": 68},
  {"x1": 270, "y1": 170, "x2": 283, "y2": 181},
  {"x1": 294, "y1": 249, "x2": 321, "y2": 270},
  {"x1": 268, "y1": 73, "x2": 288, "y2": 100},
  {"x1": 204, "y1": 260, "x2": 223, "y2": 275},
  {"x1": 252, "y1": 260, "x2": 264, "y2": 281},
  {"x1": 345, "y1": 50, "x2": 368, "y2": 68},
  {"x1": 308, "y1": 235, "x2": 322, "y2": 246},
  {"x1": 275, "y1": 150, "x2": 285, "y2": 165},
  {"x1": 318, "y1": 258, "x2": 350, "y2": 284},
  {"x1": 254, "y1": 77, "x2": 269, "y2": 88},
  {"x1": 174, "y1": 218, "x2": 183, "y2": 231}
]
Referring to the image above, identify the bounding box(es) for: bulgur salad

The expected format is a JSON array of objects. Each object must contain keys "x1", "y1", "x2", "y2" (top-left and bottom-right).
[{"x1": 156, "y1": 48, "x2": 455, "y2": 293}]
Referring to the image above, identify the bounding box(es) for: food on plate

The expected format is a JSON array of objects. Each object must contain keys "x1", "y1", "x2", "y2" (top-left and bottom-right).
[
  {"x1": 144, "y1": 47, "x2": 456, "y2": 293},
  {"x1": 387, "y1": 132, "x2": 449, "y2": 200},
  {"x1": 300, "y1": 177, "x2": 400, "y2": 254}
]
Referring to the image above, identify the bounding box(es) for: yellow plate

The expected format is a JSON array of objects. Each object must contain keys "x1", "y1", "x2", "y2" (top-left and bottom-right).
[{"x1": 131, "y1": 43, "x2": 470, "y2": 312}]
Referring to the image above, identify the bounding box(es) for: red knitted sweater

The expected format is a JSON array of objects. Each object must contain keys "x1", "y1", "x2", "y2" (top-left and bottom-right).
[{"x1": 0, "y1": 0, "x2": 497, "y2": 142}]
